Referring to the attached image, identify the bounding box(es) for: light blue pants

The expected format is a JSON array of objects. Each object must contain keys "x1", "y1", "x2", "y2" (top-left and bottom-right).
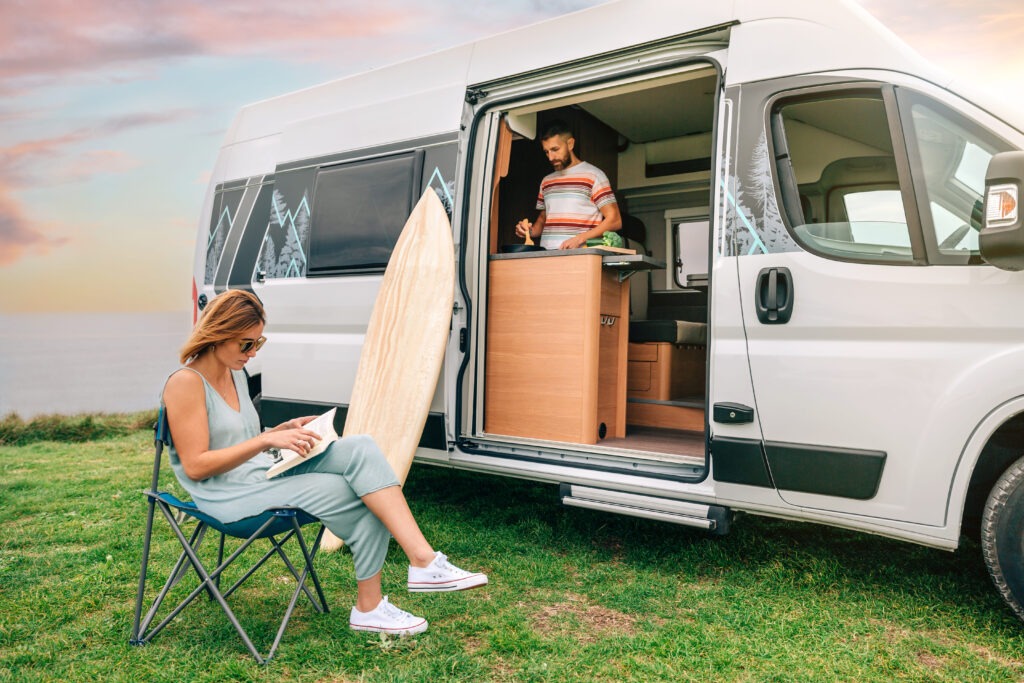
[{"x1": 264, "y1": 435, "x2": 400, "y2": 580}]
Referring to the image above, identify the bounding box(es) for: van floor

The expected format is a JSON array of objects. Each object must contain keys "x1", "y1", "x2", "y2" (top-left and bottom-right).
[{"x1": 602, "y1": 425, "x2": 705, "y2": 458}]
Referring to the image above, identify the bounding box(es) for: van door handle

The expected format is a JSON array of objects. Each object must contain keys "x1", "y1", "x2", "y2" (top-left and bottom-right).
[{"x1": 755, "y1": 267, "x2": 794, "y2": 324}]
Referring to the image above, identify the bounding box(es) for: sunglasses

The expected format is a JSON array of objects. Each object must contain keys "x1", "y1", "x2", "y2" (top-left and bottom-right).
[{"x1": 238, "y1": 336, "x2": 267, "y2": 353}]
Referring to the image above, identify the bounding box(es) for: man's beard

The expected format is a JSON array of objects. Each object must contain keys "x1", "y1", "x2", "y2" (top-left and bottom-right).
[{"x1": 551, "y1": 152, "x2": 572, "y2": 170}]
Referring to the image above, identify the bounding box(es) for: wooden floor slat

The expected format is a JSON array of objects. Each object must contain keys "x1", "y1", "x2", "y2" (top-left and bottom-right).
[{"x1": 600, "y1": 425, "x2": 705, "y2": 458}]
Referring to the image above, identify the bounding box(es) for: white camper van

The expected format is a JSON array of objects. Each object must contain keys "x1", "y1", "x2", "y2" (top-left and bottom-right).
[{"x1": 194, "y1": 0, "x2": 1024, "y2": 619}]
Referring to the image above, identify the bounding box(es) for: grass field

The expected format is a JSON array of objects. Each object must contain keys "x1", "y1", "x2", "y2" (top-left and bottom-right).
[{"x1": 2, "y1": 415, "x2": 1024, "y2": 681}]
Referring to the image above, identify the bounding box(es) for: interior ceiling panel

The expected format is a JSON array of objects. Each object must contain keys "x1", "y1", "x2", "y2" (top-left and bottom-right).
[{"x1": 580, "y1": 74, "x2": 717, "y2": 143}]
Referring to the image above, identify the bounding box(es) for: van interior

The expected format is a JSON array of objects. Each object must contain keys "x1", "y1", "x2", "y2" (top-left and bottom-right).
[{"x1": 471, "y1": 64, "x2": 719, "y2": 468}]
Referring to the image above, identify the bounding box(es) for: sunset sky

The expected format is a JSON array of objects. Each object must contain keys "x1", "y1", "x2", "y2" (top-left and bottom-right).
[{"x1": 1, "y1": 0, "x2": 1022, "y2": 313}]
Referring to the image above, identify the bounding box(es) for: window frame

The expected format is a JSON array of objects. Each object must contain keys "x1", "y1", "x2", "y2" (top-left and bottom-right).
[
  {"x1": 306, "y1": 149, "x2": 425, "y2": 277},
  {"x1": 766, "y1": 82, "x2": 928, "y2": 266}
]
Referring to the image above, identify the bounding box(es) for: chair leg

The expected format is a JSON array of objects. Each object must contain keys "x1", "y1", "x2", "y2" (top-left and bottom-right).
[
  {"x1": 155, "y1": 504, "x2": 268, "y2": 664},
  {"x1": 293, "y1": 522, "x2": 330, "y2": 613},
  {"x1": 140, "y1": 513, "x2": 220, "y2": 639},
  {"x1": 266, "y1": 522, "x2": 330, "y2": 661},
  {"x1": 130, "y1": 498, "x2": 158, "y2": 645}
]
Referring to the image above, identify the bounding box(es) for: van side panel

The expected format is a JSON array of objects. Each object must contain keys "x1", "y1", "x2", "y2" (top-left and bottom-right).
[{"x1": 254, "y1": 138, "x2": 459, "y2": 419}]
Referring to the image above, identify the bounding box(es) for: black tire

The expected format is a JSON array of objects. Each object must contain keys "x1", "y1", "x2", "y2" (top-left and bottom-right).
[{"x1": 981, "y1": 454, "x2": 1024, "y2": 622}]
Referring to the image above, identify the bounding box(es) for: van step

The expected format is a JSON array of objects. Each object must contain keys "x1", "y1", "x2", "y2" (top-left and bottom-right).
[{"x1": 559, "y1": 484, "x2": 731, "y2": 535}]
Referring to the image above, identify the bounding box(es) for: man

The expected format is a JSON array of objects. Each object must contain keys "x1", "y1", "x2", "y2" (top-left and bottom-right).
[{"x1": 516, "y1": 120, "x2": 622, "y2": 250}]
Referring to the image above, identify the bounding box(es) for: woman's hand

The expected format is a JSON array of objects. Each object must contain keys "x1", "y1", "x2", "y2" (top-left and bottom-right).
[
  {"x1": 275, "y1": 415, "x2": 318, "y2": 431},
  {"x1": 261, "y1": 427, "x2": 322, "y2": 457}
]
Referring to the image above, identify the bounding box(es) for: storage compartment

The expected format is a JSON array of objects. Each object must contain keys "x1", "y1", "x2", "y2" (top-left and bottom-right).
[
  {"x1": 627, "y1": 342, "x2": 704, "y2": 401},
  {"x1": 626, "y1": 341, "x2": 705, "y2": 432}
]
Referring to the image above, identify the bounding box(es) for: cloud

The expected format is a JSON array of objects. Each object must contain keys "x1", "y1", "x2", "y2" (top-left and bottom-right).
[
  {"x1": 0, "y1": 0, "x2": 608, "y2": 91},
  {"x1": 0, "y1": 191, "x2": 69, "y2": 265},
  {"x1": 0, "y1": 1, "x2": 411, "y2": 86},
  {"x1": 0, "y1": 106, "x2": 196, "y2": 267},
  {"x1": 0, "y1": 108, "x2": 195, "y2": 187}
]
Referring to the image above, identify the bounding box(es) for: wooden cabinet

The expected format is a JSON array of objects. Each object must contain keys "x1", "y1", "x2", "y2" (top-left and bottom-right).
[
  {"x1": 626, "y1": 342, "x2": 705, "y2": 432},
  {"x1": 485, "y1": 252, "x2": 628, "y2": 444}
]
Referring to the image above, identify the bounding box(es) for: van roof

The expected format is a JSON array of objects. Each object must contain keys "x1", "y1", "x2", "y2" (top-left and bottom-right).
[{"x1": 217, "y1": 0, "x2": 949, "y2": 174}]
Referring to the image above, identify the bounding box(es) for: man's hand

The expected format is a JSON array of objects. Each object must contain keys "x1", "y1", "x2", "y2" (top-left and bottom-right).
[
  {"x1": 559, "y1": 234, "x2": 588, "y2": 250},
  {"x1": 515, "y1": 219, "x2": 533, "y2": 239}
]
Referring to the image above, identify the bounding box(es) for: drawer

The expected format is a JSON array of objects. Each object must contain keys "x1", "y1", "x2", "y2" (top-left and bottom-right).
[{"x1": 628, "y1": 342, "x2": 661, "y2": 362}]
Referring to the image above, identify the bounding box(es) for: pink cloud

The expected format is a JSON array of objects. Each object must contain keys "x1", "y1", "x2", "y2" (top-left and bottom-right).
[
  {"x1": 0, "y1": 191, "x2": 69, "y2": 265},
  {"x1": 0, "y1": 109, "x2": 194, "y2": 187},
  {"x1": 56, "y1": 149, "x2": 141, "y2": 184},
  {"x1": 0, "y1": 0, "x2": 413, "y2": 85}
]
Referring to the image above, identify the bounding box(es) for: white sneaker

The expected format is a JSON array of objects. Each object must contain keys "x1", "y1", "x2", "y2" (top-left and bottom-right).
[
  {"x1": 408, "y1": 552, "x2": 488, "y2": 592},
  {"x1": 349, "y1": 596, "x2": 428, "y2": 635}
]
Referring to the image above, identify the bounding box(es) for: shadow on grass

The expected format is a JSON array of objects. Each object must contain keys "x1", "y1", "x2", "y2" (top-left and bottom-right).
[{"x1": 402, "y1": 463, "x2": 1018, "y2": 632}]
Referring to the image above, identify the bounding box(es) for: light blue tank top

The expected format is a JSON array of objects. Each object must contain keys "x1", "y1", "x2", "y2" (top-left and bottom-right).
[{"x1": 165, "y1": 367, "x2": 277, "y2": 522}]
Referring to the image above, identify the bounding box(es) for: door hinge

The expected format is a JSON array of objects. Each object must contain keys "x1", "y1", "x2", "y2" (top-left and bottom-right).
[{"x1": 465, "y1": 88, "x2": 488, "y2": 105}]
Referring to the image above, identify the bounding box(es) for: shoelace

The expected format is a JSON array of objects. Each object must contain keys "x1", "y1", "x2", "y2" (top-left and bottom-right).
[
  {"x1": 378, "y1": 597, "x2": 416, "y2": 623},
  {"x1": 432, "y1": 553, "x2": 466, "y2": 576}
]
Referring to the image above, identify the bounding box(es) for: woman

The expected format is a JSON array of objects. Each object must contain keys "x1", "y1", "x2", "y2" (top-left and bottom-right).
[{"x1": 162, "y1": 290, "x2": 486, "y2": 635}]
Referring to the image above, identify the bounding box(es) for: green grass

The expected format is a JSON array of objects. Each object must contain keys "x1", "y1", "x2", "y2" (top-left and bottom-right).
[{"x1": 2, "y1": 423, "x2": 1024, "y2": 681}]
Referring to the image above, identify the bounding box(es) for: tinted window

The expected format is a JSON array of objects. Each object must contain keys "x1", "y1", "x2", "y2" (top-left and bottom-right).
[
  {"x1": 772, "y1": 92, "x2": 914, "y2": 263},
  {"x1": 308, "y1": 151, "x2": 423, "y2": 273}
]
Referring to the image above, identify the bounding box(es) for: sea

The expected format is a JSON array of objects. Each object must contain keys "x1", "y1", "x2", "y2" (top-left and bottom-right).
[{"x1": 0, "y1": 310, "x2": 192, "y2": 419}]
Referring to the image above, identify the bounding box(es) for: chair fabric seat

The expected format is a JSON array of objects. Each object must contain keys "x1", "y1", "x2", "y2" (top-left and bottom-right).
[
  {"x1": 152, "y1": 492, "x2": 319, "y2": 539},
  {"x1": 629, "y1": 319, "x2": 707, "y2": 345}
]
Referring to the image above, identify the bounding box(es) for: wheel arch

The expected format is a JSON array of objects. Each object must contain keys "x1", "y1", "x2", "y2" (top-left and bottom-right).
[{"x1": 955, "y1": 400, "x2": 1024, "y2": 541}]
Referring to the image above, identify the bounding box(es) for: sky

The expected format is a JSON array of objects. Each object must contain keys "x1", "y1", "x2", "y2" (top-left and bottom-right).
[{"x1": 0, "y1": 0, "x2": 1022, "y2": 313}]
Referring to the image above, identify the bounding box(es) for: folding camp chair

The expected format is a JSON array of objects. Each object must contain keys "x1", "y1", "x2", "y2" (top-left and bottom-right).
[{"x1": 130, "y1": 407, "x2": 329, "y2": 664}]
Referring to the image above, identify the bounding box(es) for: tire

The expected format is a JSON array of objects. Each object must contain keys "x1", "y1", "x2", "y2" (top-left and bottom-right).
[{"x1": 981, "y1": 454, "x2": 1024, "y2": 622}]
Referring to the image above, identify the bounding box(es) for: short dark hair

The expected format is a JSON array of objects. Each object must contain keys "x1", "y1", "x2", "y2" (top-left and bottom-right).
[{"x1": 540, "y1": 119, "x2": 573, "y2": 141}]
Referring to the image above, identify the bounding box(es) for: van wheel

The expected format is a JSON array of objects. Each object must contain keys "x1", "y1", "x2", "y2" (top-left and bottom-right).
[{"x1": 981, "y1": 455, "x2": 1024, "y2": 622}]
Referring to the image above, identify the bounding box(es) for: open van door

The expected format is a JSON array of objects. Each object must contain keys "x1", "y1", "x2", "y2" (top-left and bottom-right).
[{"x1": 448, "y1": 38, "x2": 765, "y2": 516}]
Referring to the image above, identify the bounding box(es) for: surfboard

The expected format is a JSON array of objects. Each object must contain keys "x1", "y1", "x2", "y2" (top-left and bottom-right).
[{"x1": 320, "y1": 189, "x2": 455, "y2": 551}]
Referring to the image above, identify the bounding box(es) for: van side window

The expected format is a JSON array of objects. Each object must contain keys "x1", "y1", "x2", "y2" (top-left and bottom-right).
[
  {"x1": 771, "y1": 92, "x2": 914, "y2": 263},
  {"x1": 205, "y1": 188, "x2": 243, "y2": 284},
  {"x1": 901, "y1": 95, "x2": 1009, "y2": 264},
  {"x1": 308, "y1": 151, "x2": 423, "y2": 274}
]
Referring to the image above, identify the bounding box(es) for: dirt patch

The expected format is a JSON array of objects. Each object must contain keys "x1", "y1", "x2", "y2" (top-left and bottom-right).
[
  {"x1": 872, "y1": 619, "x2": 1024, "y2": 672},
  {"x1": 463, "y1": 635, "x2": 485, "y2": 653},
  {"x1": 529, "y1": 593, "x2": 637, "y2": 644},
  {"x1": 915, "y1": 649, "x2": 944, "y2": 671},
  {"x1": 967, "y1": 644, "x2": 1024, "y2": 671},
  {"x1": 487, "y1": 657, "x2": 519, "y2": 682}
]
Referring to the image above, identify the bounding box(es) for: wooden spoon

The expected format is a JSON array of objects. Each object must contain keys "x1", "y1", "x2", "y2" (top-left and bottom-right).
[{"x1": 523, "y1": 223, "x2": 534, "y2": 246}]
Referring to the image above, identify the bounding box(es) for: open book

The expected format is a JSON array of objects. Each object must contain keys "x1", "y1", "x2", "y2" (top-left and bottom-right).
[{"x1": 265, "y1": 407, "x2": 339, "y2": 479}]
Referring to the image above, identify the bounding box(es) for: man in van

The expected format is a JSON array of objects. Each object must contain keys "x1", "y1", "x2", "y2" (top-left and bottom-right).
[{"x1": 516, "y1": 120, "x2": 622, "y2": 250}]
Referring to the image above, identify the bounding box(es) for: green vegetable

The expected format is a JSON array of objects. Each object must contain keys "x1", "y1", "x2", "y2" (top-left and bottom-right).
[
  {"x1": 586, "y1": 232, "x2": 624, "y2": 248},
  {"x1": 601, "y1": 231, "x2": 624, "y2": 248}
]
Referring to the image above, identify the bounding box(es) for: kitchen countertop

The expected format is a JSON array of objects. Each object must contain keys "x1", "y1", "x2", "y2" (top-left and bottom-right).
[{"x1": 489, "y1": 248, "x2": 666, "y2": 273}]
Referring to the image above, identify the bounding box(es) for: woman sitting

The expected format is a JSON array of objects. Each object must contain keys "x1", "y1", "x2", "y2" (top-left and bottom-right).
[{"x1": 161, "y1": 289, "x2": 486, "y2": 635}]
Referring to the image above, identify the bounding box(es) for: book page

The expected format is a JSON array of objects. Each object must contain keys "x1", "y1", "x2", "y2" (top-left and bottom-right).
[{"x1": 265, "y1": 407, "x2": 339, "y2": 478}]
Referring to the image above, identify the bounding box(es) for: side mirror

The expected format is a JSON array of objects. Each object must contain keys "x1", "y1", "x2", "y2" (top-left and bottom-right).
[{"x1": 980, "y1": 151, "x2": 1024, "y2": 271}]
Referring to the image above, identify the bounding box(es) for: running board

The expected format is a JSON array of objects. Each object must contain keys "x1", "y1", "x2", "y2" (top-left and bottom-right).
[{"x1": 559, "y1": 484, "x2": 732, "y2": 535}]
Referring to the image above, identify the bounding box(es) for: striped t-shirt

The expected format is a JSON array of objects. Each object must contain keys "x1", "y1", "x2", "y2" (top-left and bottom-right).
[{"x1": 535, "y1": 161, "x2": 616, "y2": 249}]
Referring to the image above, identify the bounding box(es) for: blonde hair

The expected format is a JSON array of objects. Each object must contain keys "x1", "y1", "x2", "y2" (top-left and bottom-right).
[{"x1": 180, "y1": 290, "x2": 265, "y2": 364}]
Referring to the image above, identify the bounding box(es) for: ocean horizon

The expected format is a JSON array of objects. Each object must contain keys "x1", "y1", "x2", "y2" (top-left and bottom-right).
[{"x1": 0, "y1": 310, "x2": 193, "y2": 419}]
